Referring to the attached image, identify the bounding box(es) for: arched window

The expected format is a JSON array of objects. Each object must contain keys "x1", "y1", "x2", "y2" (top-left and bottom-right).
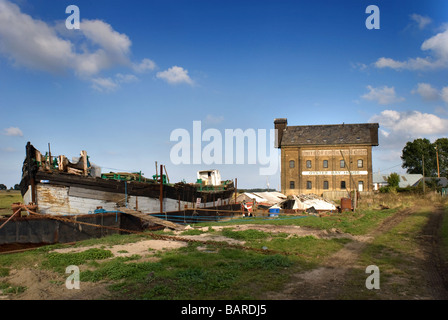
[{"x1": 289, "y1": 160, "x2": 295, "y2": 168}]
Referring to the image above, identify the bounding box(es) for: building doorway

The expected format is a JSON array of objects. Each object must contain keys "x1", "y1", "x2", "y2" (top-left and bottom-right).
[{"x1": 358, "y1": 181, "x2": 364, "y2": 192}]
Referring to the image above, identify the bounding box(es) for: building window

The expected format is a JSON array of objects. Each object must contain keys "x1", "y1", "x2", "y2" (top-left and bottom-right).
[
  {"x1": 306, "y1": 181, "x2": 312, "y2": 189},
  {"x1": 323, "y1": 160, "x2": 328, "y2": 168},
  {"x1": 290, "y1": 181, "x2": 295, "y2": 189},
  {"x1": 306, "y1": 160, "x2": 312, "y2": 168},
  {"x1": 358, "y1": 181, "x2": 364, "y2": 192},
  {"x1": 341, "y1": 181, "x2": 346, "y2": 189},
  {"x1": 289, "y1": 160, "x2": 295, "y2": 168},
  {"x1": 357, "y1": 159, "x2": 363, "y2": 168},
  {"x1": 323, "y1": 181, "x2": 329, "y2": 189},
  {"x1": 340, "y1": 160, "x2": 345, "y2": 168}
]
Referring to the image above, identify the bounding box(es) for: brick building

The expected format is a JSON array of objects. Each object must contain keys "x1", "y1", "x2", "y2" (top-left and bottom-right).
[{"x1": 274, "y1": 118, "x2": 379, "y2": 196}]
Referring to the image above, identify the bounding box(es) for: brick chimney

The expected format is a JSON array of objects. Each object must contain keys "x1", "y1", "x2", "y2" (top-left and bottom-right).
[{"x1": 274, "y1": 118, "x2": 287, "y2": 148}]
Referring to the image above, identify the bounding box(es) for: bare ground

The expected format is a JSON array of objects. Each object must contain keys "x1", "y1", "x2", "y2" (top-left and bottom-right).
[
  {"x1": 0, "y1": 234, "x2": 245, "y2": 300},
  {"x1": 419, "y1": 205, "x2": 448, "y2": 299},
  {"x1": 264, "y1": 206, "x2": 448, "y2": 300},
  {"x1": 0, "y1": 239, "x2": 189, "y2": 300},
  {"x1": 2, "y1": 205, "x2": 448, "y2": 300}
]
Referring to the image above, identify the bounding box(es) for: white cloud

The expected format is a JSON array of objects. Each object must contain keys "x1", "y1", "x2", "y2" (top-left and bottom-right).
[
  {"x1": 442, "y1": 87, "x2": 448, "y2": 104},
  {"x1": 133, "y1": 58, "x2": 156, "y2": 73},
  {"x1": 115, "y1": 73, "x2": 138, "y2": 83},
  {"x1": 375, "y1": 28, "x2": 448, "y2": 71},
  {"x1": 91, "y1": 73, "x2": 139, "y2": 92},
  {"x1": 3, "y1": 127, "x2": 23, "y2": 137},
  {"x1": 410, "y1": 14, "x2": 432, "y2": 30},
  {"x1": 374, "y1": 58, "x2": 406, "y2": 69},
  {"x1": 412, "y1": 83, "x2": 440, "y2": 101},
  {"x1": 350, "y1": 62, "x2": 368, "y2": 71},
  {"x1": 371, "y1": 110, "x2": 448, "y2": 137},
  {"x1": 411, "y1": 83, "x2": 448, "y2": 104},
  {"x1": 0, "y1": 0, "x2": 201, "y2": 91},
  {"x1": 0, "y1": 0, "x2": 75, "y2": 74},
  {"x1": 370, "y1": 110, "x2": 448, "y2": 153},
  {"x1": 362, "y1": 85, "x2": 405, "y2": 105},
  {"x1": 0, "y1": 0, "x2": 156, "y2": 82},
  {"x1": 435, "y1": 106, "x2": 448, "y2": 116},
  {"x1": 73, "y1": 19, "x2": 133, "y2": 77},
  {"x1": 91, "y1": 77, "x2": 118, "y2": 92},
  {"x1": 156, "y1": 66, "x2": 194, "y2": 85}
]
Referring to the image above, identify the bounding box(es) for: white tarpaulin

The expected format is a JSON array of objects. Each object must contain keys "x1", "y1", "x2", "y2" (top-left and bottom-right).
[{"x1": 276, "y1": 194, "x2": 337, "y2": 211}]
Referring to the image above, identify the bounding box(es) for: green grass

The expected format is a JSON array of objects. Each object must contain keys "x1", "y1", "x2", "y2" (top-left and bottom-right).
[
  {"x1": 0, "y1": 190, "x2": 22, "y2": 215},
  {"x1": 221, "y1": 228, "x2": 270, "y2": 241},
  {"x1": 440, "y1": 205, "x2": 448, "y2": 261},
  {"x1": 0, "y1": 198, "x2": 418, "y2": 300},
  {"x1": 198, "y1": 207, "x2": 399, "y2": 236},
  {"x1": 340, "y1": 208, "x2": 431, "y2": 299},
  {"x1": 97, "y1": 243, "x2": 296, "y2": 300},
  {"x1": 0, "y1": 281, "x2": 26, "y2": 295},
  {"x1": 180, "y1": 229, "x2": 205, "y2": 236},
  {"x1": 42, "y1": 248, "x2": 114, "y2": 272}
]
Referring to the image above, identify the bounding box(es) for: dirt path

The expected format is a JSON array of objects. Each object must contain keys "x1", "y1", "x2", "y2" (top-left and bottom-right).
[
  {"x1": 419, "y1": 205, "x2": 448, "y2": 299},
  {"x1": 266, "y1": 208, "x2": 421, "y2": 300},
  {"x1": 3, "y1": 204, "x2": 447, "y2": 300}
]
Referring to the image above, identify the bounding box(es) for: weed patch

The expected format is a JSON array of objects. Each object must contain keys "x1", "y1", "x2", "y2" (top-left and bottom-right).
[{"x1": 43, "y1": 248, "x2": 114, "y2": 272}]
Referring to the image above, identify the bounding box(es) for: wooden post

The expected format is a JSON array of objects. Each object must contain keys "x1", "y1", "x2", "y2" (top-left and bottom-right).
[
  {"x1": 436, "y1": 145, "x2": 440, "y2": 178},
  {"x1": 235, "y1": 178, "x2": 237, "y2": 204},
  {"x1": 36, "y1": 151, "x2": 42, "y2": 169},
  {"x1": 160, "y1": 164, "x2": 163, "y2": 214},
  {"x1": 340, "y1": 150, "x2": 356, "y2": 211},
  {"x1": 164, "y1": 165, "x2": 170, "y2": 183},
  {"x1": 48, "y1": 143, "x2": 52, "y2": 169},
  {"x1": 81, "y1": 151, "x2": 88, "y2": 176},
  {"x1": 422, "y1": 155, "x2": 425, "y2": 194}
]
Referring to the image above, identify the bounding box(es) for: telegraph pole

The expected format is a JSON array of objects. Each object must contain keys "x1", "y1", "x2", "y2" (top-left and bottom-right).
[
  {"x1": 422, "y1": 155, "x2": 425, "y2": 194},
  {"x1": 435, "y1": 145, "x2": 440, "y2": 178}
]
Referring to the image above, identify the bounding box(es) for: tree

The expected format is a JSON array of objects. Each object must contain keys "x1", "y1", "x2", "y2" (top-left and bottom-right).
[
  {"x1": 14, "y1": 184, "x2": 20, "y2": 191},
  {"x1": 387, "y1": 173, "x2": 400, "y2": 188},
  {"x1": 0, "y1": 184, "x2": 6, "y2": 190},
  {"x1": 434, "y1": 138, "x2": 448, "y2": 177},
  {"x1": 401, "y1": 138, "x2": 438, "y2": 176}
]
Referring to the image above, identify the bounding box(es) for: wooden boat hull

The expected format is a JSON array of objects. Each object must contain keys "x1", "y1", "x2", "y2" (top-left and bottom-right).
[{"x1": 19, "y1": 142, "x2": 236, "y2": 216}]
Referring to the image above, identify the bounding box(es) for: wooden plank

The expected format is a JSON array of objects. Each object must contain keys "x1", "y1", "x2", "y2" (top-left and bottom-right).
[
  {"x1": 118, "y1": 207, "x2": 185, "y2": 231},
  {"x1": 69, "y1": 186, "x2": 125, "y2": 202}
]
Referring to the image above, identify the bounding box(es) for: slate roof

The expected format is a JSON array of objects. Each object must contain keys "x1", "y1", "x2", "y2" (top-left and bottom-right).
[
  {"x1": 279, "y1": 123, "x2": 379, "y2": 147},
  {"x1": 373, "y1": 173, "x2": 423, "y2": 188}
]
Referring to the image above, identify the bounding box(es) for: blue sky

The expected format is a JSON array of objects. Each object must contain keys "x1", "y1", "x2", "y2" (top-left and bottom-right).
[{"x1": 0, "y1": 0, "x2": 447, "y2": 189}]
